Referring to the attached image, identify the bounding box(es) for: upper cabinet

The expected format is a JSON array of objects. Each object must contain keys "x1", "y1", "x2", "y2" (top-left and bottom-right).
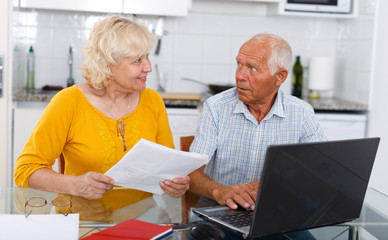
[
  {"x1": 19, "y1": 0, "x2": 122, "y2": 13},
  {"x1": 123, "y1": 0, "x2": 191, "y2": 16},
  {"x1": 18, "y1": 0, "x2": 191, "y2": 16}
]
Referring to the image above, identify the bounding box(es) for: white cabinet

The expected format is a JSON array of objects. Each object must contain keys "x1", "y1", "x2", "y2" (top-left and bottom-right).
[
  {"x1": 166, "y1": 108, "x2": 199, "y2": 149},
  {"x1": 19, "y1": 0, "x2": 191, "y2": 16},
  {"x1": 19, "y1": 0, "x2": 122, "y2": 13},
  {"x1": 316, "y1": 113, "x2": 367, "y2": 141},
  {"x1": 123, "y1": 0, "x2": 190, "y2": 16}
]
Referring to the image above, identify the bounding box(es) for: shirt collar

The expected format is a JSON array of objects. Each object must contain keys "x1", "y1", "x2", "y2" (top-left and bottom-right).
[
  {"x1": 234, "y1": 90, "x2": 285, "y2": 122},
  {"x1": 266, "y1": 90, "x2": 285, "y2": 119}
]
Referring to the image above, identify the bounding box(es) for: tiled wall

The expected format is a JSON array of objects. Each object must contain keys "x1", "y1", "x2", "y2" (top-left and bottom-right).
[
  {"x1": 335, "y1": 0, "x2": 376, "y2": 104},
  {"x1": 11, "y1": 0, "x2": 375, "y2": 104}
]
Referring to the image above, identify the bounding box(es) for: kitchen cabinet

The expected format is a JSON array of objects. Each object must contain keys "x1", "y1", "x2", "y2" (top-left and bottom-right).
[
  {"x1": 123, "y1": 0, "x2": 191, "y2": 16},
  {"x1": 19, "y1": 0, "x2": 191, "y2": 16},
  {"x1": 19, "y1": 0, "x2": 122, "y2": 13},
  {"x1": 166, "y1": 108, "x2": 200, "y2": 149},
  {"x1": 316, "y1": 113, "x2": 367, "y2": 140}
]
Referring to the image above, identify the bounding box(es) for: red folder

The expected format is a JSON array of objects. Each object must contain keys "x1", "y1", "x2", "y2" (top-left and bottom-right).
[{"x1": 82, "y1": 219, "x2": 173, "y2": 240}]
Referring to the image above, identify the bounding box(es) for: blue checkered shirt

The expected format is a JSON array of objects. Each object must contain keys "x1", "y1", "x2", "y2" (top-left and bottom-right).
[{"x1": 190, "y1": 88, "x2": 327, "y2": 186}]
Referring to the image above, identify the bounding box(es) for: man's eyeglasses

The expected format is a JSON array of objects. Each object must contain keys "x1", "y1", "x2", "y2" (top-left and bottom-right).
[{"x1": 24, "y1": 197, "x2": 72, "y2": 217}]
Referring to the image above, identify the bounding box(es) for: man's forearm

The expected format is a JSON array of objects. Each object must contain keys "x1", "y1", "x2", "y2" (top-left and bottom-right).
[{"x1": 188, "y1": 166, "x2": 227, "y2": 201}]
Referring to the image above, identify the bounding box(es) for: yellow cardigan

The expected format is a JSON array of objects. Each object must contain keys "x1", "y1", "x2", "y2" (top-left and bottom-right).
[{"x1": 14, "y1": 85, "x2": 174, "y2": 188}]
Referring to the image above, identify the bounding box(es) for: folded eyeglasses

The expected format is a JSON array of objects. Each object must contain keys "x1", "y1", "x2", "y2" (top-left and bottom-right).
[{"x1": 24, "y1": 196, "x2": 72, "y2": 218}]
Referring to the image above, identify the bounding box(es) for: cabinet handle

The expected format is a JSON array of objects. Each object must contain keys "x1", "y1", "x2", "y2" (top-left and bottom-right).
[{"x1": 0, "y1": 52, "x2": 3, "y2": 98}]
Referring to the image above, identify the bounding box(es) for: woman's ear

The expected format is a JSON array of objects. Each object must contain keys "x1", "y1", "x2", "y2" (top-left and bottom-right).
[{"x1": 275, "y1": 69, "x2": 288, "y2": 86}]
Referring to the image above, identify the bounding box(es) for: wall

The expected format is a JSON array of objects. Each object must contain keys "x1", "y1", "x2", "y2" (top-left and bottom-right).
[
  {"x1": 12, "y1": 0, "x2": 344, "y2": 97},
  {"x1": 0, "y1": 0, "x2": 9, "y2": 186},
  {"x1": 335, "y1": 0, "x2": 376, "y2": 104},
  {"x1": 368, "y1": 0, "x2": 388, "y2": 195}
]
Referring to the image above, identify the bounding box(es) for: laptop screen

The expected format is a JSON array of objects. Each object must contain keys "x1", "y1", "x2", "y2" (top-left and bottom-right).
[{"x1": 250, "y1": 138, "x2": 380, "y2": 238}]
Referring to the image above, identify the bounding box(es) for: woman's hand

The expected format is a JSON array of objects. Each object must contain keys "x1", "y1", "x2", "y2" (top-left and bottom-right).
[
  {"x1": 72, "y1": 171, "x2": 115, "y2": 199},
  {"x1": 159, "y1": 175, "x2": 190, "y2": 198}
]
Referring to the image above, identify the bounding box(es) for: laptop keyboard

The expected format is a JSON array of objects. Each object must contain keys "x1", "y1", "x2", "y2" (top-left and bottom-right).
[{"x1": 217, "y1": 210, "x2": 254, "y2": 228}]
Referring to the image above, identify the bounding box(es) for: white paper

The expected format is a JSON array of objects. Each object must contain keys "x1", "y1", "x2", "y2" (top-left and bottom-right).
[
  {"x1": 105, "y1": 138, "x2": 209, "y2": 195},
  {"x1": 0, "y1": 213, "x2": 79, "y2": 240}
]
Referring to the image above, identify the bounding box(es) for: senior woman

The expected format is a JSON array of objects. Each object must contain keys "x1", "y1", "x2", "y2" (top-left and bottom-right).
[{"x1": 14, "y1": 15, "x2": 190, "y2": 200}]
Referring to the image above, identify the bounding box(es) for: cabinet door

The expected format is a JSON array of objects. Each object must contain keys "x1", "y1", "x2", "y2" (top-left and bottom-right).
[
  {"x1": 123, "y1": 0, "x2": 190, "y2": 16},
  {"x1": 167, "y1": 108, "x2": 199, "y2": 149},
  {"x1": 316, "y1": 113, "x2": 367, "y2": 141},
  {"x1": 19, "y1": 0, "x2": 122, "y2": 13}
]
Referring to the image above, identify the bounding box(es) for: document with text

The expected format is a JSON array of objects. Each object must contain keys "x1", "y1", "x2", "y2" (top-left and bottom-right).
[{"x1": 105, "y1": 138, "x2": 209, "y2": 195}]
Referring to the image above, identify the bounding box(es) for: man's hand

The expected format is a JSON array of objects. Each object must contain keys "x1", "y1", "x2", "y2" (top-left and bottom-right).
[
  {"x1": 72, "y1": 172, "x2": 115, "y2": 199},
  {"x1": 213, "y1": 181, "x2": 260, "y2": 210},
  {"x1": 160, "y1": 175, "x2": 190, "y2": 198}
]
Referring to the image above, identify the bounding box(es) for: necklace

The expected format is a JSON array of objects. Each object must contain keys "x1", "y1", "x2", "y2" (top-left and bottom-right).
[{"x1": 99, "y1": 89, "x2": 130, "y2": 152}]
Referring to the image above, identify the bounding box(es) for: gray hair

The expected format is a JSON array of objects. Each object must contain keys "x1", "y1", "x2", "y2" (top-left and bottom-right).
[{"x1": 250, "y1": 33, "x2": 293, "y2": 75}]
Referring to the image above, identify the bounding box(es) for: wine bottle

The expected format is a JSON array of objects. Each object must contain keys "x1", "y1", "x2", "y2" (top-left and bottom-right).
[
  {"x1": 291, "y1": 56, "x2": 303, "y2": 98},
  {"x1": 26, "y1": 46, "x2": 35, "y2": 91}
]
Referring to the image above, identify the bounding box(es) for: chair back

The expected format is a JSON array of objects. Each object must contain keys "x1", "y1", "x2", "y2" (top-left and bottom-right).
[
  {"x1": 58, "y1": 153, "x2": 65, "y2": 174},
  {"x1": 180, "y1": 136, "x2": 194, "y2": 152},
  {"x1": 179, "y1": 135, "x2": 201, "y2": 222}
]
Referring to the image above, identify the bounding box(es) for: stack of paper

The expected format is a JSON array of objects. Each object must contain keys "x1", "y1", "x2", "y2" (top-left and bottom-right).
[{"x1": 105, "y1": 139, "x2": 209, "y2": 194}]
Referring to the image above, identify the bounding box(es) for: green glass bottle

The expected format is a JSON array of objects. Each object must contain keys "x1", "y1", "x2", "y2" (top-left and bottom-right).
[
  {"x1": 291, "y1": 56, "x2": 303, "y2": 98},
  {"x1": 26, "y1": 46, "x2": 35, "y2": 91}
]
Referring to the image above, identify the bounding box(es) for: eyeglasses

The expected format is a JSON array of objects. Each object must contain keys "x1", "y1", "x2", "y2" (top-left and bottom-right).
[{"x1": 25, "y1": 197, "x2": 72, "y2": 218}]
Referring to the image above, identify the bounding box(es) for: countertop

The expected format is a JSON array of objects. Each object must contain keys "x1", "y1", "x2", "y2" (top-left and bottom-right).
[
  {"x1": 306, "y1": 97, "x2": 368, "y2": 113},
  {"x1": 12, "y1": 89, "x2": 202, "y2": 108},
  {"x1": 13, "y1": 88, "x2": 368, "y2": 112}
]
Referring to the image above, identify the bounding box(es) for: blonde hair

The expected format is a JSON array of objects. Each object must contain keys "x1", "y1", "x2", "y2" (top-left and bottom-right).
[
  {"x1": 80, "y1": 15, "x2": 156, "y2": 89},
  {"x1": 250, "y1": 33, "x2": 293, "y2": 75}
]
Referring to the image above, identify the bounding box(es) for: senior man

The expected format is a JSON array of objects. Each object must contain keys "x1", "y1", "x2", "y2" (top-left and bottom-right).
[{"x1": 189, "y1": 33, "x2": 327, "y2": 211}]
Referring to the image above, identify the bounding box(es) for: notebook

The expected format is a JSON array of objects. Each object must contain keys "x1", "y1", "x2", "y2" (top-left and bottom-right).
[
  {"x1": 81, "y1": 219, "x2": 173, "y2": 240},
  {"x1": 193, "y1": 138, "x2": 380, "y2": 239}
]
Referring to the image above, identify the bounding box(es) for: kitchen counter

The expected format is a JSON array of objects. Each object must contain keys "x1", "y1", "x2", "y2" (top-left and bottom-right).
[
  {"x1": 307, "y1": 97, "x2": 368, "y2": 113},
  {"x1": 13, "y1": 89, "x2": 368, "y2": 112},
  {"x1": 12, "y1": 89, "x2": 202, "y2": 108},
  {"x1": 13, "y1": 89, "x2": 60, "y2": 102}
]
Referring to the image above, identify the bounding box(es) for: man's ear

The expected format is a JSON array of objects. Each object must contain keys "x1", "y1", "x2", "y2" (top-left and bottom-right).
[{"x1": 275, "y1": 69, "x2": 288, "y2": 86}]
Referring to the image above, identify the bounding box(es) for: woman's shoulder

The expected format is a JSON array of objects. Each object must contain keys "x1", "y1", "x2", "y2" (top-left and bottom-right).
[
  {"x1": 141, "y1": 88, "x2": 161, "y2": 98},
  {"x1": 51, "y1": 85, "x2": 80, "y2": 102},
  {"x1": 141, "y1": 88, "x2": 164, "y2": 103},
  {"x1": 139, "y1": 88, "x2": 165, "y2": 111},
  {"x1": 48, "y1": 85, "x2": 89, "y2": 112}
]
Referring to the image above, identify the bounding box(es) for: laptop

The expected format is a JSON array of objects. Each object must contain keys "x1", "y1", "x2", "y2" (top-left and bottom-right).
[{"x1": 193, "y1": 138, "x2": 380, "y2": 239}]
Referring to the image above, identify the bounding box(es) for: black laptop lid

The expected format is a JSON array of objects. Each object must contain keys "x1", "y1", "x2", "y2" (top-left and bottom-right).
[{"x1": 250, "y1": 138, "x2": 380, "y2": 238}]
